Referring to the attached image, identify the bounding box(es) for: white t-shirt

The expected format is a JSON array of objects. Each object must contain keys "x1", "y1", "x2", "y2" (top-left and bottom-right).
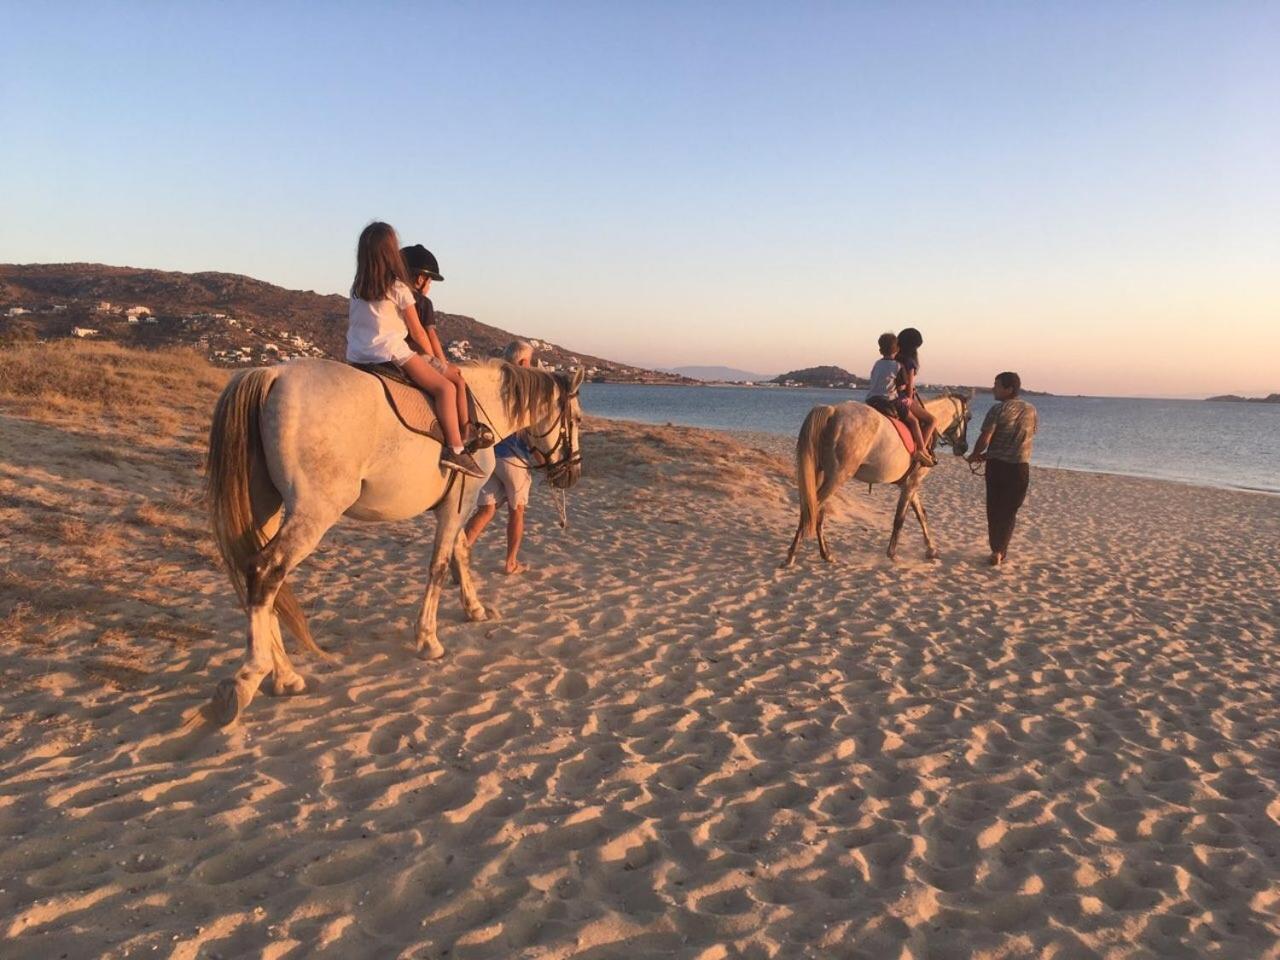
[
  {"x1": 347, "y1": 280, "x2": 415, "y2": 364},
  {"x1": 866, "y1": 357, "x2": 901, "y2": 400}
]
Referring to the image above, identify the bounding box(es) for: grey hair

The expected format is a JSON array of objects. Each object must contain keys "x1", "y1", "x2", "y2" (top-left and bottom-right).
[{"x1": 504, "y1": 340, "x2": 534, "y2": 365}]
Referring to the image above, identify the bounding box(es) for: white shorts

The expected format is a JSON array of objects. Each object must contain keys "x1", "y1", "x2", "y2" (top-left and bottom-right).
[
  {"x1": 392, "y1": 352, "x2": 448, "y2": 373},
  {"x1": 478, "y1": 457, "x2": 531, "y2": 509}
]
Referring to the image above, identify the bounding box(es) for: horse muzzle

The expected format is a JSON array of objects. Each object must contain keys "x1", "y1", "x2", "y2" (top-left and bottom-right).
[{"x1": 552, "y1": 464, "x2": 581, "y2": 489}]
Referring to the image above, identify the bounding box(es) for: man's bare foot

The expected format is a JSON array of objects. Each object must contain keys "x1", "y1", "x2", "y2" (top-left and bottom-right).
[
  {"x1": 988, "y1": 552, "x2": 1003, "y2": 567},
  {"x1": 504, "y1": 561, "x2": 527, "y2": 575}
]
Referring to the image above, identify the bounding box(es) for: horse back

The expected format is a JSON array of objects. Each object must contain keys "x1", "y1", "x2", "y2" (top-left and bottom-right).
[
  {"x1": 260, "y1": 360, "x2": 452, "y2": 520},
  {"x1": 830, "y1": 402, "x2": 912, "y2": 484}
]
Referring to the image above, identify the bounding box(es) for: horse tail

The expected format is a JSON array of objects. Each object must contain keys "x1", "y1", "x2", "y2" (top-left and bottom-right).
[
  {"x1": 206, "y1": 368, "x2": 324, "y2": 659},
  {"x1": 796, "y1": 405, "x2": 835, "y2": 538}
]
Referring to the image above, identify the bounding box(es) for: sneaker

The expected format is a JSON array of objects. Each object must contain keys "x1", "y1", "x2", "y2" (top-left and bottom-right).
[{"x1": 441, "y1": 449, "x2": 486, "y2": 479}]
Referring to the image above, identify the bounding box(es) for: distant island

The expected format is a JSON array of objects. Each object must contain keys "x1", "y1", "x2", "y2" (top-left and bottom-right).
[
  {"x1": 1206, "y1": 393, "x2": 1280, "y2": 403},
  {"x1": 772, "y1": 365, "x2": 868, "y2": 389},
  {"x1": 665, "y1": 365, "x2": 775, "y2": 383}
]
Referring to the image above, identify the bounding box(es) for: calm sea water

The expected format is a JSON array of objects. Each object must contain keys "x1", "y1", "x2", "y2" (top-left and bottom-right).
[{"x1": 582, "y1": 383, "x2": 1280, "y2": 494}]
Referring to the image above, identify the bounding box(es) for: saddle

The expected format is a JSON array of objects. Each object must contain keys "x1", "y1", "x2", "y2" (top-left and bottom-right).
[
  {"x1": 352, "y1": 362, "x2": 493, "y2": 448},
  {"x1": 865, "y1": 398, "x2": 915, "y2": 455}
]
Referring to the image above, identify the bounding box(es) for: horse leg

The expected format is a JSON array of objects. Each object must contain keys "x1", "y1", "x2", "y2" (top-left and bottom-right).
[
  {"x1": 450, "y1": 530, "x2": 490, "y2": 622},
  {"x1": 887, "y1": 484, "x2": 912, "y2": 560},
  {"x1": 781, "y1": 521, "x2": 804, "y2": 568},
  {"x1": 212, "y1": 512, "x2": 331, "y2": 725},
  {"x1": 266, "y1": 616, "x2": 307, "y2": 696},
  {"x1": 816, "y1": 510, "x2": 834, "y2": 563},
  {"x1": 416, "y1": 505, "x2": 466, "y2": 661},
  {"x1": 811, "y1": 470, "x2": 847, "y2": 563},
  {"x1": 910, "y1": 494, "x2": 940, "y2": 561}
]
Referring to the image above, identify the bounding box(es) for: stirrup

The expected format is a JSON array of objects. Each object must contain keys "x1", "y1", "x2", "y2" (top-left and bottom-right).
[{"x1": 465, "y1": 423, "x2": 495, "y2": 452}]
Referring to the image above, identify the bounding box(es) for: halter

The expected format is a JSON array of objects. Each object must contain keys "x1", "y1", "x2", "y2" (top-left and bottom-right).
[
  {"x1": 933, "y1": 395, "x2": 971, "y2": 455},
  {"x1": 474, "y1": 373, "x2": 581, "y2": 487},
  {"x1": 521, "y1": 375, "x2": 582, "y2": 487}
]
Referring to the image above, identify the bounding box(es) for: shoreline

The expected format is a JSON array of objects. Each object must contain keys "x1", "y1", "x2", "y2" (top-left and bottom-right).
[
  {"x1": 591, "y1": 414, "x2": 1280, "y2": 499},
  {"x1": 585, "y1": 409, "x2": 1280, "y2": 498}
]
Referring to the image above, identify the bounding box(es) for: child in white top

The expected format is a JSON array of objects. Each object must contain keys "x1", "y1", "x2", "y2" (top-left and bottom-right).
[{"x1": 347, "y1": 222, "x2": 483, "y2": 478}]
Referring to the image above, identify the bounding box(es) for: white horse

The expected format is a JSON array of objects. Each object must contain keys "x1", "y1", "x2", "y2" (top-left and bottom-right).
[
  {"x1": 782, "y1": 393, "x2": 971, "y2": 565},
  {"x1": 204, "y1": 358, "x2": 583, "y2": 725}
]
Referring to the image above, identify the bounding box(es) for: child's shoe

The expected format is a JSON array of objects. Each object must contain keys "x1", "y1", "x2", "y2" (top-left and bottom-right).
[{"x1": 441, "y1": 449, "x2": 486, "y2": 478}]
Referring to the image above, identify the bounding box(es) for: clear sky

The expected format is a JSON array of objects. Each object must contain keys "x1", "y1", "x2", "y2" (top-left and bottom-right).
[{"x1": 2, "y1": 2, "x2": 1277, "y2": 396}]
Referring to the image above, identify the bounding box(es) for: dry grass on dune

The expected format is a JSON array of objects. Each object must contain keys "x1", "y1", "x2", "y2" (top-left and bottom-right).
[{"x1": 0, "y1": 340, "x2": 227, "y2": 441}]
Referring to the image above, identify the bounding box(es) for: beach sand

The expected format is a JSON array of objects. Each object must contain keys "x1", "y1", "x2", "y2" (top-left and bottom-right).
[{"x1": 2, "y1": 349, "x2": 1279, "y2": 958}]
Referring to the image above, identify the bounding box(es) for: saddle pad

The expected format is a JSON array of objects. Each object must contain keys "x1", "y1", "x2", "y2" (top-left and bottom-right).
[
  {"x1": 353, "y1": 364, "x2": 444, "y2": 443},
  {"x1": 890, "y1": 417, "x2": 915, "y2": 454}
]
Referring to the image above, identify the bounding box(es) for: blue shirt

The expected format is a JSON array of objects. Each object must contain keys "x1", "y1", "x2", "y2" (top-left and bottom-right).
[{"x1": 494, "y1": 433, "x2": 532, "y2": 462}]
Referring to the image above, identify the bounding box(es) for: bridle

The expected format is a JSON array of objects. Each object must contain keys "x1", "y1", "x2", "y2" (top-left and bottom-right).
[
  {"x1": 507, "y1": 374, "x2": 582, "y2": 487},
  {"x1": 935, "y1": 395, "x2": 971, "y2": 456}
]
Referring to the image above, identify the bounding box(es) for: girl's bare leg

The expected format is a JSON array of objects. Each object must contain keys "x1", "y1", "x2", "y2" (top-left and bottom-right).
[
  {"x1": 447, "y1": 367, "x2": 470, "y2": 433},
  {"x1": 904, "y1": 411, "x2": 926, "y2": 451},
  {"x1": 400, "y1": 355, "x2": 462, "y2": 448},
  {"x1": 912, "y1": 398, "x2": 936, "y2": 449}
]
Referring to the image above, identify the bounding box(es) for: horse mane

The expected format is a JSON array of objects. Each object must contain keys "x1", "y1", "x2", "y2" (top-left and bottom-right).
[
  {"x1": 491, "y1": 359, "x2": 561, "y2": 423},
  {"x1": 930, "y1": 390, "x2": 970, "y2": 411}
]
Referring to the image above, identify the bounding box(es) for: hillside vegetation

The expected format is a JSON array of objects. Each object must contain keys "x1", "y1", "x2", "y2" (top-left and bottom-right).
[{"x1": 0, "y1": 262, "x2": 691, "y2": 383}]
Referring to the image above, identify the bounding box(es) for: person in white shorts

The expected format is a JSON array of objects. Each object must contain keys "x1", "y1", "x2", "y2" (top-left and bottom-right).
[{"x1": 465, "y1": 341, "x2": 537, "y2": 573}]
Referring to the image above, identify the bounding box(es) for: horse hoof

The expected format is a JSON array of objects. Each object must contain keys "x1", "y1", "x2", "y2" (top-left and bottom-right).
[
  {"x1": 926, "y1": 550, "x2": 941, "y2": 562},
  {"x1": 269, "y1": 673, "x2": 308, "y2": 697},
  {"x1": 466, "y1": 605, "x2": 489, "y2": 623},
  {"x1": 211, "y1": 679, "x2": 249, "y2": 726},
  {"x1": 417, "y1": 644, "x2": 446, "y2": 662}
]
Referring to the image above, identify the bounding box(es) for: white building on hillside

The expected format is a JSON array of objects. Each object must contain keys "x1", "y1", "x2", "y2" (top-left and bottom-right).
[
  {"x1": 126, "y1": 306, "x2": 152, "y2": 319},
  {"x1": 72, "y1": 327, "x2": 99, "y2": 338},
  {"x1": 6, "y1": 307, "x2": 31, "y2": 317}
]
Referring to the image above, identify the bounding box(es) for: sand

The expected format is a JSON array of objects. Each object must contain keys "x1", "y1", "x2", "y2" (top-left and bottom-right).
[{"x1": 2, "y1": 390, "x2": 1279, "y2": 959}]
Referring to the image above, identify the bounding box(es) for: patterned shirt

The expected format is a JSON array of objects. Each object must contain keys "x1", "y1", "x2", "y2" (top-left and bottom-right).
[{"x1": 981, "y1": 398, "x2": 1038, "y2": 463}]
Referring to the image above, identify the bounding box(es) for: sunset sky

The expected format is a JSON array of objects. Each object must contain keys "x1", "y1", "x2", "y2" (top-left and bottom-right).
[{"x1": 2, "y1": 3, "x2": 1277, "y2": 396}]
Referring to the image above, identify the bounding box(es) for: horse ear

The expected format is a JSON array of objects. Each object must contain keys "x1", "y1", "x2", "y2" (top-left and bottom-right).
[{"x1": 570, "y1": 367, "x2": 585, "y2": 391}]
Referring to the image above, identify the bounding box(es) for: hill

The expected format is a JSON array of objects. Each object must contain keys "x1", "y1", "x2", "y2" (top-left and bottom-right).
[
  {"x1": 666, "y1": 365, "x2": 775, "y2": 383},
  {"x1": 0, "y1": 262, "x2": 691, "y2": 383},
  {"x1": 771, "y1": 365, "x2": 867, "y2": 389},
  {"x1": 1206, "y1": 393, "x2": 1280, "y2": 403}
]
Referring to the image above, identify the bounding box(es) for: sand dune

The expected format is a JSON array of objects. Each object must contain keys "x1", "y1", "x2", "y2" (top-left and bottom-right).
[{"x1": 2, "y1": 357, "x2": 1279, "y2": 958}]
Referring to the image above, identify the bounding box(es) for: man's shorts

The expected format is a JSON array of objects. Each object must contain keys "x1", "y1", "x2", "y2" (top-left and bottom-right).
[{"x1": 478, "y1": 456, "x2": 531, "y2": 510}]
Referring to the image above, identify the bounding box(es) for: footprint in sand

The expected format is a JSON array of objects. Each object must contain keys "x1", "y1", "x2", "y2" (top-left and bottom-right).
[{"x1": 552, "y1": 669, "x2": 590, "y2": 700}]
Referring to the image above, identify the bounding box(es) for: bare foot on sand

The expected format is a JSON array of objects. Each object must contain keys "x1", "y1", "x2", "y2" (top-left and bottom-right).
[{"x1": 505, "y1": 561, "x2": 528, "y2": 575}]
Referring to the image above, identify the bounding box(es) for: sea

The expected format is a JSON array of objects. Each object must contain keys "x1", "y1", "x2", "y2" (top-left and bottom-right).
[{"x1": 581, "y1": 383, "x2": 1280, "y2": 495}]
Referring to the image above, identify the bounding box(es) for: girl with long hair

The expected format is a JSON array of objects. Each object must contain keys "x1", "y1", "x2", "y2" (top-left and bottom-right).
[
  {"x1": 347, "y1": 221, "x2": 483, "y2": 478},
  {"x1": 895, "y1": 327, "x2": 937, "y2": 465}
]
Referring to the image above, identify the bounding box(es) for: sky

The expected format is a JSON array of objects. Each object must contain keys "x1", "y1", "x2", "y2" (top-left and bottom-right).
[{"x1": 2, "y1": 2, "x2": 1278, "y2": 397}]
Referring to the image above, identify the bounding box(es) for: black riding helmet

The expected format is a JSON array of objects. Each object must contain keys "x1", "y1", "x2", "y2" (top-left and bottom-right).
[{"x1": 400, "y1": 244, "x2": 444, "y2": 282}]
